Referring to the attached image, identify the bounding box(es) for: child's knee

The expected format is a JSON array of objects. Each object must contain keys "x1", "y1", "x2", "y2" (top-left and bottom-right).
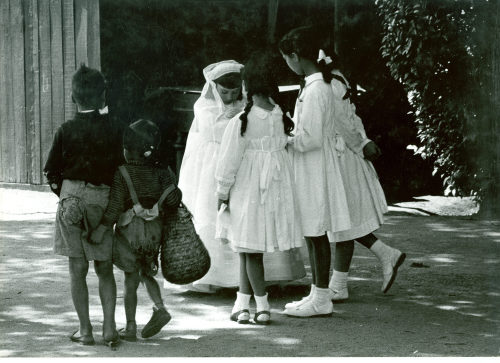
[
  {"x1": 69, "y1": 257, "x2": 89, "y2": 278},
  {"x1": 94, "y1": 259, "x2": 114, "y2": 277},
  {"x1": 124, "y1": 271, "x2": 141, "y2": 288}
]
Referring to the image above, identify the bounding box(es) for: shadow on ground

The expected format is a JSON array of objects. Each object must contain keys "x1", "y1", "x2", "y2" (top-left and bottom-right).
[{"x1": 0, "y1": 211, "x2": 499, "y2": 357}]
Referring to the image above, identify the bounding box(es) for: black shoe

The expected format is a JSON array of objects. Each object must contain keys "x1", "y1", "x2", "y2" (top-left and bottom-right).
[{"x1": 141, "y1": 307, "x2": 171, "y2": 339}]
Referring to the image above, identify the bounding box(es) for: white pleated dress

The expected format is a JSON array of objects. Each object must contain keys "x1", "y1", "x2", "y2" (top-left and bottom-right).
[
  {"x1": 178, "y1": 62, "x2": 305, "y2": 287},
  {"x1": 327, "y1": 72, "x2": 388, "y2": 242},
  {"x1": 288, "y1": 73, "x2": 352, "y2": 237},
  {"x1": 215, "y1": 104, "x2": 304, "y2": 254}
]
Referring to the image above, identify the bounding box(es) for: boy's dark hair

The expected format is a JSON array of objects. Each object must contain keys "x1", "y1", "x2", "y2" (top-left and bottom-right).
[
  {"x1": 71, "y1": 64, "x2": 106, "y2": 109},
  {"x1": 213, "y1": 72, "x2": 241, "y2": 89},
  {"x1": 239, "y1": 51, "x2": 294, "y2": 137},
  {"x1": 279, "y1": 26, "x2": 335, "y2": 83},
  {"x1": 123, "y1": 119, "x2": 161, "y2": 159}
]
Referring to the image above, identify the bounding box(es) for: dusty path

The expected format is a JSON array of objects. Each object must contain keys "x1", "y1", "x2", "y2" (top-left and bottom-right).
[{"x1": 0, "y1": 188, "x2": 498, "y2": 357}]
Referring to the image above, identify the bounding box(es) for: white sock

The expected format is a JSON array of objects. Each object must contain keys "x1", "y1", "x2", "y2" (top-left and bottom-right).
[
  {"x1": 314, "y1": 287, "x2": 333, "y2": 305},
  {"x1": 329, "y1": 270, "x2": 348, "y2": 291},
  {"x1": 254, "y1": 293, "x2": 270, "y2": 312},
  {"x1": 232, "y1": 291, "x2": 251, "y2": 313},
  {"x1": 308, "y1": 284, "x2": 317, "y2": 298}
]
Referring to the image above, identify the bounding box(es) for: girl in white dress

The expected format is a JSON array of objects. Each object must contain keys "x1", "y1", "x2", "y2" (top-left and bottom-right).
[
  {"x1": 279, "y1": 26, "x2": 352, "y2": 317},
  {"x1": 178, "y1": 60, "x2": 305, "y2": 293},
  {"x1": 280, "y1": 27, "x2": 405, "y2": 315},
  {"x1": 326, "y1": 65, "x2": 405, "y2": 301},
  {"x1": 215, "y1": 52, "x2": 304, "y2": 325}
]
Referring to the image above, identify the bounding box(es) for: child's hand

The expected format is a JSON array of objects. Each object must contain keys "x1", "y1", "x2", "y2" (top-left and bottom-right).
[
  {"x1": 90, "y1": 224, "x2": 108, "y2": 244},
  {"x1": 363, "y1": 141, "x2": 381, "y2": 161},
  {"x1": 217, "y1": 199, "x2": 229, "y2": 211}
]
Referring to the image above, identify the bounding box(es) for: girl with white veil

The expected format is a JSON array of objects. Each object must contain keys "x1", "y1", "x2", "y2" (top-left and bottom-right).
[{"x1": 176, "y1": 60, "x2": 305, "y2": 293}]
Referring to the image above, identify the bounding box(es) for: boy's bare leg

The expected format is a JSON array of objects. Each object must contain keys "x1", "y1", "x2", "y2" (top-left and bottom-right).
[
  {"x1": 123, "y1": 271, "x2": 140, "y2": 330},
  {"x1": 94, "y1": 259, "x2": 117, "y2": 340},
  {"x1": 141, "y1": 275, "x2": 163, "y2": 308},
  {"x1": 69, "y1": 257, "x2": 92, "y2": 336},
  {"x1": 141, "y1": 274, "x2": 171, "y2": 339}
]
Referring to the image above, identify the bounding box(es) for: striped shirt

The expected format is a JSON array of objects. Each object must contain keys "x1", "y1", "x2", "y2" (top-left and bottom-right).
[{"x1": 101, "y1": 162, "x2": 182, "y2": 227}]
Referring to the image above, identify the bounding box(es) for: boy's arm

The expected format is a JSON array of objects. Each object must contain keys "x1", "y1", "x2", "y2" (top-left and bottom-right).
[
  {"x1": 43, "y1": 128, "x2": 64, "y2": 196},
  {"x1": 159, "y1": 168, "x2": 182, "y2": 208},
  {"x1": 100, "y1": 170, "x2": 126, "y2": 227}
]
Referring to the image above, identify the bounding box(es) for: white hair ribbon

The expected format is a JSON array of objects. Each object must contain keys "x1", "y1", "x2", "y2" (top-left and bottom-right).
[{"x1": 317, "y1": 49, "x2": 333, "y2": 65}]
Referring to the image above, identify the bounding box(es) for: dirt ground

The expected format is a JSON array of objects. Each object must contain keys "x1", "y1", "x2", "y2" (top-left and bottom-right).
[{"x1": 0, "y1": 187, "x2": 499, "y2": 357}]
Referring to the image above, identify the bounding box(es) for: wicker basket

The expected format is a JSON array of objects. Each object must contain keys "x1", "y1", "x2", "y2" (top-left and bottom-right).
[{"x1": 161, "y1": 203, "x2": 211, "y2": 284}]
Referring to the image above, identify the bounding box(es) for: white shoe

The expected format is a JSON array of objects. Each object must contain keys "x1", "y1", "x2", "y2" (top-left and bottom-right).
[
  {"x1": 284, "y1": 285, "x2": 316, "y2": 309},
  {"x1": 284, "y1": 295, "x2": 312, "y2": 309},
  {"x1": 327, "y1": 287, "x2": 348, "y2": 302},
  {"x1": 284, "y1": 299, "x2": 333, "y2": 317},
  {"x1": 381, "y1": 250, "x2": 406, "y2": 293},
  {"x1": 371, "y1": 241, "x2": 406, "y2": 293}
]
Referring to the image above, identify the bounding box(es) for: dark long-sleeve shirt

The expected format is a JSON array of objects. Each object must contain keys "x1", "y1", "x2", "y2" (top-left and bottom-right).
[
  {"x1": 43, "y1": 111, "x2": 124, "y2": 195},
  {"x1": 101, "y1": 162, "x2": 182, "y2": 227}
]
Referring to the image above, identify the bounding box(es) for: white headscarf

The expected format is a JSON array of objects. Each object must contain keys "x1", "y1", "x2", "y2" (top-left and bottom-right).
[{"x1": 199, "y1": 60, "x2": 243, "y2": 114}]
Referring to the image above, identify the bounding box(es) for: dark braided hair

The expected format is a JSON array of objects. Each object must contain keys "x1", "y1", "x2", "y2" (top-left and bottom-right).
[
  {"x1": 239, "y1": 51, "x2": 294, "y2": 136},
  {"x1": 279, "y1": 26, "x2": 334, "y2": 83}
]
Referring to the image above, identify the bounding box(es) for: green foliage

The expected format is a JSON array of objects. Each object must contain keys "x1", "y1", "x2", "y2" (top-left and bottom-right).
[{"x1": 376, "y1": 0, "x2": 498, "y2": 205}]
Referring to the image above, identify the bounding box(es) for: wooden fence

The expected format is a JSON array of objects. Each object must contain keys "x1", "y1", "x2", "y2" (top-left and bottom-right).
[{"x1": 0, "y1": 0, "x2": 100, "y2": 185}]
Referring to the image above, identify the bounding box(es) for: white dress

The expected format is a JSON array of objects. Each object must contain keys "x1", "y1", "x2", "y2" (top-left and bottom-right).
[
  {"x1": 178, "y1": 61, "x2": 304, "y2": 287},
  {"x1": 288, "y1": 73, "x2": 352, "y2": 237},
  {"x1": 327, "y1": 72, "x2": 388, "y2": 242},
  {"x1": 215, "y1": 104, "x2": 304, "y2": 253}
]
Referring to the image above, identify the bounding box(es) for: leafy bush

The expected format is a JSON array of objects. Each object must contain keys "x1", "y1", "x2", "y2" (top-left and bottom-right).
[{"x1": 377, "y1": 0, "x2": 498, "y2": 213}]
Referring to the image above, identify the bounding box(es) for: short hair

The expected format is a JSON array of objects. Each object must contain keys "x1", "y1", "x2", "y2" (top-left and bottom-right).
[
  {"x1": 123, "y1": 119, "x2": 161, "y2": 155},
  {"x1": 213, "y1": 72, "x2": 241, "y2": 89},
  {"x1": 71, "y1": 64, "x2": 106, "y2": 108}
]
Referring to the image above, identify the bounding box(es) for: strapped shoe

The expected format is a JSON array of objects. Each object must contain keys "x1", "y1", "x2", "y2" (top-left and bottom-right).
[
  {"x1": 103, "y1": 331, "x2": 120, "y2": 350},
  {"x1": 118, "y1": 327, "x2": 137, "y2": 342},
  {"x1": 254, "y1": 311, "x2": 271, "y2": 325},
  {"x1": 69, "y1": 330, "x2": 95, "y2": 346},
  {"x1": 230, "y1": 309, "x2": 250, "y2": 324}
]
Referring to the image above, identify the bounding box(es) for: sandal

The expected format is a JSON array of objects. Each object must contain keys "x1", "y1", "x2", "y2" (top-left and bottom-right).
[
  {"x1": 230, "y1": 309, "x2": 250, "y2": 324},
  {"x1": 118, "y1": 327, "x2": 137, "y2": 342},
  {"x1": 254, "y1": 311, "x2": 271, "y2": 325},
  {"x1": 69, "y1": 330, "x2": 95, "y2": 345},
  {"x1": 103, "y1": 331, "x2": 120, "y2": 350}
]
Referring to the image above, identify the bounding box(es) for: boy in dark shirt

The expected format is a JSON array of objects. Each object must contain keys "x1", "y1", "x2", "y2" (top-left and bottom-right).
[{"x1": 44, "y1": 65, "x2": 123, "y2": 348}]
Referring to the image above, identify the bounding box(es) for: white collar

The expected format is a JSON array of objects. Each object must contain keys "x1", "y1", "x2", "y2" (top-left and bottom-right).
[
  {"x1": 78, "y1": 106, "x2": 109, "y2": 115},
  {"x1": 304, "y1": 72, "x2": 323, "y2": 86}
]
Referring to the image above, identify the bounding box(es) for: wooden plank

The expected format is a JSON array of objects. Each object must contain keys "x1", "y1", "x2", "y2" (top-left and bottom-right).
[
  {"x1": 0, "y1": 0, "x2": 11, "y2": 182},
  {"x1": 87, "y1": 0, "x2": 100, "y2": 70},
  {"x1": 11, "y1": 0, "x2": 27, "y2": 183},
  {"x1": 38, "y1": 0, "x2": 53, "y2": 173},
  {"x1": 50, "y1": 0, "x2": 65, "y2": 132},
  {"x1": 62, "y1": 0, "x2": 76, "y2": 120},
  {"x1": 75, "y1": 0, "x2": 89, "y2": 67},
  {"x1": 24, "y1": 0, "x2": 42, "y2": 184}
]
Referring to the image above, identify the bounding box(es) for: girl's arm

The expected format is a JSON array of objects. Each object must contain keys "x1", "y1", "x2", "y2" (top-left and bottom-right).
[
  {"x1": 331, "y1": 79, "x2": 371, "y2": 154},
  {"x1": 215, "y1": 116, "x2": 248, "y2": 201},
  {"x1": 288, "y1": 86, "x2": 325, "y2": 152}
]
